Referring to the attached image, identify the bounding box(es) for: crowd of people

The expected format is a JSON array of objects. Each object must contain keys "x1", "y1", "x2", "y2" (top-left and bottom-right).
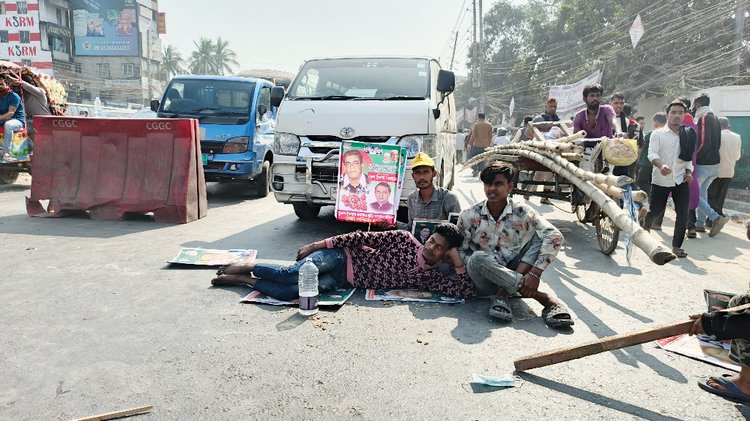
[
  {"x1": 459, "y1": 85, "x2": 746, "y2": 258},
  {"x1": 0, "y1": 73, "x2": 52, "y2": 162}
]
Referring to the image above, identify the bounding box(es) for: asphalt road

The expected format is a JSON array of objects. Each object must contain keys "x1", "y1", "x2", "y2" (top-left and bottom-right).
[{"x1": 1, "y1": 171, "x2": 749, "y2": 420}]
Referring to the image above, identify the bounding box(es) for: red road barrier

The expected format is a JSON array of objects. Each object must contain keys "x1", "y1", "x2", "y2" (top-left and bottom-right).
[{"x1": 26, "y1": 117, "x2": 207, "y2": 223}]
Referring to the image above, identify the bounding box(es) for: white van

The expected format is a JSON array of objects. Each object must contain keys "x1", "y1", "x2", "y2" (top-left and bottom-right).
[{"x1": 269, "y1": 57, "x2": 457, "y2": 219}]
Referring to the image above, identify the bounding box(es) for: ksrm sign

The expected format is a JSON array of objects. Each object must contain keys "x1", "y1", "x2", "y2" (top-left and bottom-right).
[{"x1": 71, "y1": 0, "x2": 140, "y2": 57}]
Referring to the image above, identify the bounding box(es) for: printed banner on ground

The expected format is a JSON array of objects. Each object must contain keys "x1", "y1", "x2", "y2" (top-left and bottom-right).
[
  {"x1": 335, "y1": 142, "x2": 404, "y2": 224},
  {"x1": 240, "y1": 288, "x2": 356, "y2": 306},
  {"x1": 365, "y1": 289, "x2": 464, "y2": 304},
  {"x1": 656, "y1": 334, "x2": 740, "y2": 372},
  {"x1": 168, "y1": 248, "x2": 257, "y2": 266}
]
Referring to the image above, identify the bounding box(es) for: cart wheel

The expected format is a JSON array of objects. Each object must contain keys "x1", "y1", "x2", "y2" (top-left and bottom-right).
[{"x1": 595, "y1": 213, "x2": 620, "y2": 255}]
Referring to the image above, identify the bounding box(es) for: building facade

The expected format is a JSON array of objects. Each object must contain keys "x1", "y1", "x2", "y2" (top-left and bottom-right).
[{"x1": 0, "y1": 0, "x2": 165, "y2": 107}]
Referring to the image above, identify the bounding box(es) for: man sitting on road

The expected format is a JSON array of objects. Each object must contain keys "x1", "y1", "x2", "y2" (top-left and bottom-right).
[
  {"x1": 379, "y1": 152, "x2": 460, "y2": 231},
  {"x1": 690, "y1": 289, "x2": 750, "y2": 404},
  {"x1": 457, "y1": 162, "x2": 573, "y2": 327},
  {"x1": 211, "y1": 223, "x2": 475, "y2": 300}
]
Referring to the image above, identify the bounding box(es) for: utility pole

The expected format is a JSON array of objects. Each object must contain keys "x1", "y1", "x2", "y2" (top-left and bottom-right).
[
  {"x1": 471, "y1": 0, "x2": 477, "y2": 90},
  {"x1": 449, "y1": 31, "x2": 458, "y2": 70},
  {"x1": 478, "y1": 0, "x2": 485, "y2": 113},
  {"x1": 735, "y1": 4, "x2": 747, "y2": 77}
]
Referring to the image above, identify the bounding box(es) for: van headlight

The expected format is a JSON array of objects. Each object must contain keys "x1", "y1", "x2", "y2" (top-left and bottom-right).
[
  {"x1": 398, "y1": 135, "x2": 434, "y2": 158},
  {"x1": 222, "y1": 137, "x2": 249, "y2": 153},
  {"x1": 274, "y1": 132, "x2": 301, "y2": 155}
]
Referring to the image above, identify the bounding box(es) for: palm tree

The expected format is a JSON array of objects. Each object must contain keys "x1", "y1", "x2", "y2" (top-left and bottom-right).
[
  {"x1": 212, "y1": 37, "x2": 239, "y2": 76},
  {"x1": 189, "y1": 38, "x2": 216, "y2": 74},
  {"x1": 161, "y1": 44, "x2": 186, "y2": 78}
]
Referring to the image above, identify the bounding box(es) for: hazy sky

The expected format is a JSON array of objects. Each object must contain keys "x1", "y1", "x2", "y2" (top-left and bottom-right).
[{"x1": 158, "y1": 0, "x2": 502, "y2": 76}]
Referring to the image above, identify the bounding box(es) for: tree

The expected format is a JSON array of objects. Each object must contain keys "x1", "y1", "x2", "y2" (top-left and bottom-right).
[
  {"x1": 162, "y1": 44, "x2": 186, "y2": 78},
  {"x1": 189, "y1": 38, "x2": 216, "y2": 74},
  {"x1": 213, "y1": 37, "x2": 239, "y2": 76}
]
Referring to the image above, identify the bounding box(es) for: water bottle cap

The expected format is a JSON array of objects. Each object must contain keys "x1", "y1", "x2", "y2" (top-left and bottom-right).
[{"x1": 306, "y1": 257, "x2": 312, "y2": 262}]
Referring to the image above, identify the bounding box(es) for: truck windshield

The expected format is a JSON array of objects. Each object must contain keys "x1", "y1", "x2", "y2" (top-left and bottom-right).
[
  {"x1": 287, "y1": 58, "x2": 430, "y2": 100},
  {"x1": 161, "y1": 79, "x2": 255, "y2": 117}
]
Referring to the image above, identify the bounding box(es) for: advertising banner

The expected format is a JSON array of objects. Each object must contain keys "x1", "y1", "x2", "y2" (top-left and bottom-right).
[
  {"x1": 71, "y1": 0, "x2": 140, "y2": 56},
  {"x1": 548, "y1": 70, "x2": 602, "y2": 117},
  {"x1": 335, "y1": 142, "x2": 404, "y2": 224}
]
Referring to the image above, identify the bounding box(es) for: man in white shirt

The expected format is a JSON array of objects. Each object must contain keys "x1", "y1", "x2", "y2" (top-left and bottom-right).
[
  {"x1": 642, "y1": 99, "x2": 694, "y2": 258},
  {"x1": 492, "y1": 127, "x2": 510, "y2": 146},
  {"x1": 708, "y1": 117, "x2": 742, "y2": 217}
]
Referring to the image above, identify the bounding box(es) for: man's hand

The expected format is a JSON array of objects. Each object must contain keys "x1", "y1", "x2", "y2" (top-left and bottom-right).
[
  {"x1": 373, "y1": 220, "x2": 395, "y2": 230},
  {"x1": 296, "y1": 241, "x2": 325, "y2": 261},
  {"x1": 683, "y1": 172, "x2": 693, "y2": 184},
  {"x1": 446, "y1": 248, "x2": 463, "y2": 268},
  {"x1": 660, "y1": 165, "x2": 672, "y2": 176},
  {"x1": 688, "y1": 314, "x2": 705, "y2": 336},
  {"x1": 518, "y1": 270, "x2": 542, "y2": 297}
]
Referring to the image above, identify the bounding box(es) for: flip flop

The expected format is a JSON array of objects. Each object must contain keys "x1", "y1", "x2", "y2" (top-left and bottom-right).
[
  {"x1": 542, "y1": 303, "x2": 574, "y2": 328},
  {"x1": 698, "y1": 376, "x2": 750, "y2": 404},
  {"x1": 488, "y1": 298, "x2": 513, "y2": 321},
  {"x1": 672, "y1": 248, "x2": 688, "y2": 258}
]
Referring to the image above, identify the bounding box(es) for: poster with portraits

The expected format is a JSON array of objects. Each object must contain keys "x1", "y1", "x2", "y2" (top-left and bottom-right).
[{"x1": 335, "y1": 142, "x2": 405, "y2": 224}]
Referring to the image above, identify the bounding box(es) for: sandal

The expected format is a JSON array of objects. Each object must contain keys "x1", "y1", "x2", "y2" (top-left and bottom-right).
[
  {"x1": 542, "y1": 303, "x2": 574, "y2": 327},
  {"x1": 672, "y1": 248, "x2": 687, "y2": 258},
  {"x1": 488, "y1": 298, "x2": 513, "y2": 321},
  {"x1": 686, "y1": 230, "x2": 696, "y2": 239},
  {"x1": 698, "y1": 376, "x2": 750, "y2": 403}
]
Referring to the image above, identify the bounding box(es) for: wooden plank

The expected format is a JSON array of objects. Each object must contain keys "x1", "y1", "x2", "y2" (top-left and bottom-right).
[
  {"x1": 514, "y1": 303, "x2": 750, "y2": 372},
  {"x1": 70, "y1": 405, "x2": 153, "y2": 421}
]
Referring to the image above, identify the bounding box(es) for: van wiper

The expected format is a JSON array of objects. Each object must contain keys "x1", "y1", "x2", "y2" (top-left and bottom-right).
[
  {"x1": 161, "y1": 112, "x2": 207, "y2": 120},
  {"x1": 194, "y1": 107, "x2": 221, "y2": 112},
  {"x1": 376, "y1": 95, "x2": 426, "y2": 100},
  {"x1": 294, "y1": 95, "x2": 359, "y2": 100}
]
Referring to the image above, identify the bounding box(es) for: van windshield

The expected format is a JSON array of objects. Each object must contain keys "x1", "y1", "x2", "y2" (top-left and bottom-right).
[
  {"x1": 161, "y1": 79, "x2": 255, "y2": 118},
  {"x1": 287, "y1": 58, "x2": 430, "y2": 100}
]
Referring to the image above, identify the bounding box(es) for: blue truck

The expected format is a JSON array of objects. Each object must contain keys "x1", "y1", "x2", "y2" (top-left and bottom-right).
[{"x1": 151, "y1": 75, "x2": 276, "y2": 196}]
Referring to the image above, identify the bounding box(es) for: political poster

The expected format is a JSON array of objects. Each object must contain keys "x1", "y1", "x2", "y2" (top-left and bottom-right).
[
  {"x1": 548, "y1": 70, "x2": 603, "y2": 117},
  {"x1": 71, "y1": 0, "x2": 140, "y2": 57},
  {"x1": 335, "y1": 142, "x2": 404, "y2": 224}
]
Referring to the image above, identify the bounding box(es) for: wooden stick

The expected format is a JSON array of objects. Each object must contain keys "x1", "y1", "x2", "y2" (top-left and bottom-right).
[
  {"x1": 514, "y1": 303, "x2": 750, "y2": 372},
  {"x1": 71, "y1": 405, "x2": 153, "y2": 421}
]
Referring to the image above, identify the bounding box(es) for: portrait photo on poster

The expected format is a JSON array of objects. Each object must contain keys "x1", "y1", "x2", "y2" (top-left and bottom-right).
[{"x1": 411, "y1": 219, "x2": 445, "y2": 245}]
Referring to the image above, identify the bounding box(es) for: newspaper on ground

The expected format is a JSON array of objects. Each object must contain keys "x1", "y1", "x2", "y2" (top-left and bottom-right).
[
  {"x1": 168, "y1": 248, "x2": 257, "y2": 266},
  {"x1": 240, "y1": 288, "x2": 356, "y2": 306},
  {"x1": 365, "y1": 289, "x2": 464, "y2": 304}
]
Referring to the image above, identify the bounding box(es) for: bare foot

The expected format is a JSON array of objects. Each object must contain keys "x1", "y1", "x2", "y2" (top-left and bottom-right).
[
  {"x1": 216, "y1": 264, "x2": 254, "y2": 276},
  {"x1": 210, "y1": 274, "x2": 254, "y2": 287}
]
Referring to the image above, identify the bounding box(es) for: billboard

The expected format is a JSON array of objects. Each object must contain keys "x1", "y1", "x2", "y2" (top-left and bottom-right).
[
  {"x1": 548, "y1": 70, "x2": 603, "y2": 117},
  {"x1": 71, "y1": 0, "x2": 140, "y2": 56}
]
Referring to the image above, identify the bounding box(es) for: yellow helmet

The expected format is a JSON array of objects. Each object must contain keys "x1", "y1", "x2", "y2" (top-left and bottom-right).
[{"x1": 411, "y1": 152, "x2": 435, "y2": 169}]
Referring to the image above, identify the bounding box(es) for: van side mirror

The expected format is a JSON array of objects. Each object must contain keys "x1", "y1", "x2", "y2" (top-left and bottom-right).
[
  {"x1": 257, "y1": 104, "x2": 268, "y2": 118},
  {"x1": 150, "y1": 99, "x2": 159, "y2": 112},
  {"x1": 270, "y1": 86, "x2": 285, "y2": 107},
  {"x1": 436, "y1": 70, "x2": 455, "y2": 93}
]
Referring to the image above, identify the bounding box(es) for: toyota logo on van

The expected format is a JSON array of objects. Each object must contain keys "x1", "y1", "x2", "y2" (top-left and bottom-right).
[
  {"x1": 146, "y1": 122, "x2": 172, "y2": 130},
  {"x1": 340, "y1": 127, "x2": 355, "y2": 139},
  {"x1": 52, "y1": 119, "x2": 78, "y2": 128}
]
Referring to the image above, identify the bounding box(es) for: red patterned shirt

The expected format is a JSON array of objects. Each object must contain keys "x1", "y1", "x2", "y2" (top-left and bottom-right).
[{"x1": 324, "y1": 230, "x2": 475, "y2": 298}]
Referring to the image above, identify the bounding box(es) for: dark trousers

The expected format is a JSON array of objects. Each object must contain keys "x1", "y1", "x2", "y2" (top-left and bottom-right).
[
  {"x1": 470, "y1": 146, "x2": 488, "y2": 173},
  {"x1": 644, "y1": 182, "x2": 690, "y2": 248},
  {"x1": 707, "y1": 177, "x2": 731, "y2": 216}
]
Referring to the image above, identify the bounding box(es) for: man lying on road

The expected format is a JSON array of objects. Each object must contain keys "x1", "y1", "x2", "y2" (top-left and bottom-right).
[{"x1": 211, "y1": 223, "x2": 475, "y2": 301}]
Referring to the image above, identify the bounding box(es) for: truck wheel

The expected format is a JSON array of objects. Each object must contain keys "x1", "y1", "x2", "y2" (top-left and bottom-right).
[
  {"x1": 256, "y1": 160, "x2": 270, "y2": 198},
  {"x1": 293, "y1": 203, "x2": 321, "y2": 219},
  {"x1": 0, "y1": 171, "x2": 19, "y2": 185}
]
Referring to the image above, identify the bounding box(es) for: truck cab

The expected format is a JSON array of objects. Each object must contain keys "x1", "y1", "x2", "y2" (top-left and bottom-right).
[
  {"x1": 269, "y1": 57, "x2": 456, "y2": 219},
  {"x1": 152, "y1": 75, "x2": 276, "y2": 196}
]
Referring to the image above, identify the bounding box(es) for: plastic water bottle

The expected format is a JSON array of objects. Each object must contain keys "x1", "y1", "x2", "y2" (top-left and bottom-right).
[{"x1": 298, "y1": 257, "x2": 319, "y2": 316}]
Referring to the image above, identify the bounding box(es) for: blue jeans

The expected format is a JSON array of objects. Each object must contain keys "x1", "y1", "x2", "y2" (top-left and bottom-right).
[
  {"x1": 253, "y1": 248, "x2": 348, "y2": 301},
  {"x1": 3, "y1": 119, "x2": 24, "y2": 156},
  {"x1": 695, "y1": 164, "x2": 720, "y2": 228}
]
